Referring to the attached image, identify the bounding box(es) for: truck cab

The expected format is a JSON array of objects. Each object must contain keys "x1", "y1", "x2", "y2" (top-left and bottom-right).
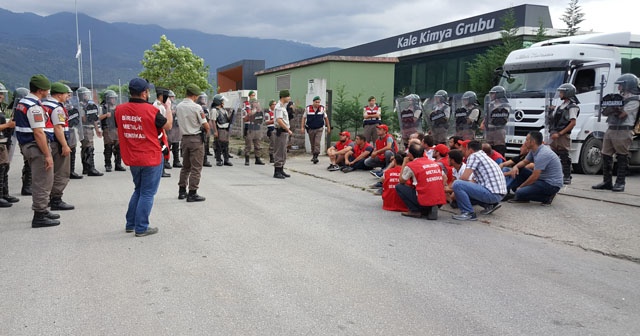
[{"x1": 498, "y1": 32, "x2": 640, "y2": 174}]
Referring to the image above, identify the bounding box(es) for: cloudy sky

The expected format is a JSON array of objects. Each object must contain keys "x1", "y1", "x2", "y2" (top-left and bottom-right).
[{"x1": 1, "y1": 0, "x2": 637, "y2": 48}]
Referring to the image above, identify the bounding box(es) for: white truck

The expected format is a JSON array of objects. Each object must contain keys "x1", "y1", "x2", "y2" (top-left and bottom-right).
[{"x1": 498, "y1": 32, "x2": 640, "y2": 174}]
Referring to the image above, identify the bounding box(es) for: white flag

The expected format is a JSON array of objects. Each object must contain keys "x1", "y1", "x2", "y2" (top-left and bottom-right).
[{"x1": 75, "y1": 43, "x2": 82, "y2": 59}]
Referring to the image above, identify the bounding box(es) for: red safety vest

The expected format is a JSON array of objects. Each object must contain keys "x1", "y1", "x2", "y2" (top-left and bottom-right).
[
  {"x1": 438, "y1": 157, "x2": 454, "y2": 185},
  {"x1": 375, "y1": 134, "x2": 398, "y2": 161},
  {"x1": 116, "y1": 102, "x2": 163, "y2": 167},
  {"x1": 406, "y1": 157, "x2": 447, "y2": 206},
  {"x1": 382, "y1": 166, "x2": 409, "y2": 212},
  {"x1": 353, "y1": 142, "x2": 371, "y2": 158},
  {"x1": 335, "y1": 139, "x2": 353, "y2": 151},
  {"x1": 363, "y1": 104, "x2": 381, "y2": 125}
]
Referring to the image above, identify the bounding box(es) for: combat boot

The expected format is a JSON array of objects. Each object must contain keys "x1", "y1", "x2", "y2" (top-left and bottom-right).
[
  {"x1": 255, "y1": 156, "x2": 265, "y2": 165},
  {"x1": 203, "y1": 151, "x2": 212, "y2": 167},
  {"x1": 113, "y1": 144, "x2": 126, "y2": 171},
  {"x1": 69, "y1": 147, "x2": 83, "y2": 179},
  {"x1": 559, "y1": 152, "x2": 572, "y2": 185},
  {"x1": 273, "y1": 167, "x2": 285, "y2": 179},
  {"x1": 186, "y1": 190, "x2": 205, "y2": 202},
  {"x1": 32, "y1": 211, "x2": 60, "y2": 228},
  {"x1": 0, "y1": 198, "x2": 11, "y2": 208},
  {"x1": 87, "y1": 148, "x2": 104, "y2": 176},
  {"x1": 0, "y1": 164, "x2": 19, "y2": 203},
  {"x1": 592, "y1": 154, "x2": 613, "y2": 190},
  {"x1": 178, "y1": 187, "x2": 187, "y2": 200},
  {"x1": 222, "y1": 143, "x2": 232, "y2": 166},
  {"x1": 612, "y1": 155, "x2": 628, "y2": 192},
  {"x1": 312, "y1": 154, "x2": 319, "y2": 164},
  {"x1": 50, "y1": 197, "x2": 75, "y2": 211},
  {"x1": 172, "y1": 144, "x2": 183, "y2": 168},
  {"x1": 281, "y1": 169, "x2": 291, "y2": 178},
  {"x1": 245, "y1": 155, "x2": 250, "y2": 166},
  {"x1": 104, "y1": 144, "x2": 113, "y2": 172},
  {"x1": 81, "y1": 147, "x2": 90, "y2": 175},
  {"x1": 21, "y1": 161, "x2": 32, "y2": 195},
  {"x1": 269, "y1": 154, "x2": 274, "y2": 164}
]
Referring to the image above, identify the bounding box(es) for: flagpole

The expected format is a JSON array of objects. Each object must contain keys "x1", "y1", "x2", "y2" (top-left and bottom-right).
[
  {"x1": 89, "y1": 29, "x2": 94, "y2": 94},
  {"x1": 75, "y1": 0, "x2": 82, "y2": 88}
]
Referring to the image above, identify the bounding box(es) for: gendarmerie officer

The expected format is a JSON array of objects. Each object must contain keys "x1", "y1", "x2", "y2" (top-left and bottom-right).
[
  {"x1": 14, "y1": 75, "x2": 60, "y2": 227},
  {"x1": 0, "y1": 82, "x2": 18, "y2": 207},
  {"x1": 273, "y1": 90, "x2": 293, "y2": 179},
  {"x1": 210, "y1": 94, "x2": 233, "y2": 166},
  {"x1": 177, "y1": 84, "x2": 209, "y2": 202},
  {"x1": 301, "y1": 96, "x2": 330, "y2": 164},
  {"x1": 593, "y1": 73, "x2": 640, "y2": 192},
  {"x1": 100, "y1": 90, "x2": 126, "y2": 172},
  {"x1": 455, "y1": 91, "x2": 480, "y2": 141},
  {"x1": 42, "y1": 82, "x2": 75, "y2": 211},
  {"x1": 482, "y1": 86, "x2": 510, "y2": 156},
  {"x1": 548, "y1": 83, "x2": 579, "y2": 185},
  {"x1": 77, "y1": 86, "x2": 103, "y2": 176},
  {"x1": 428, "y1": 89, "x2": 451, "y2": 144},
  {"x1": 243, "y1": 97, "x2": 266, "y2": 166}
]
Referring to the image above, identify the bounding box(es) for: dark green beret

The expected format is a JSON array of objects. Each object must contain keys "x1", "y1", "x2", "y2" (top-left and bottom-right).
[
  {"x1": 186, "y1": 84, "x2": 202, "y2": 96},
  {"x1": 30, "y1": 74, "x2": 51, "y2": 90},
  {"x1": 50, "y1": 82, "x2": 69, "y2": 94},
  {"x1": 313, "y1": 96, "x2": 320, "y2": 102},
  {"x1": 279, "y1": 90, "x2": 290, "y2": 98}
]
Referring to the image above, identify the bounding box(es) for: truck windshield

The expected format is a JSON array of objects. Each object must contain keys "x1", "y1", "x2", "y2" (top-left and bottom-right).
[{"x1": 498, "y1": 70, "x2": 566, "y2": 98}]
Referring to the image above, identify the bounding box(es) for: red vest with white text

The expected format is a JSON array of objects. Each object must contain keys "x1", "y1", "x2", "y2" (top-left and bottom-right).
[
  {"x1": 406, "y1": 157, "x2": 447, "y2": 206},
  {"x1": 116, "y1": 102, "x2": 163, "y2": 166},
  {"x1": 382, "y1": 166, "x2": 409, "y2": 212}
]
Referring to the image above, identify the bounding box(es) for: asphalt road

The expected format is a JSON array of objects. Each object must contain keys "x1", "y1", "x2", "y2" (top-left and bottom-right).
[{"x1": 1, "y1": 148, "x2": 639, "y2": 335}]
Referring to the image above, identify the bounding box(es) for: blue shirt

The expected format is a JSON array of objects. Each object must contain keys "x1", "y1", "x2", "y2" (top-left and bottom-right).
[{"x1": 525, "y1": 145, "x2": 564, "y2": 188}]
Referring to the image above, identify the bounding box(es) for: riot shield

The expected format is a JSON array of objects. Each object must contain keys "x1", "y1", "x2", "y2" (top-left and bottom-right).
[
  {"x1": 67, "y1": 96, "x2": 84, "y2": 148},
  {"x1": 101, "y1": 100, "x2": 118, "y2": 143},
  {"x1": 544, "y1": 90, "x2": 559, "y2": 144},
  {"x1": 423, "y1": 95, "x2": 451, "y2": 144},
  {"x1": 396, "y1": 94, "x2": 423, "y2": 147},
  {"x1": 484, "y1": 95, "x2": 512, "y2": 156},
  {"x1": 248, "y1": 99, "x2": 265, "y2": 137},
  {"x1": 452, "y1": 95, "x2": 480, "y2": 141}
]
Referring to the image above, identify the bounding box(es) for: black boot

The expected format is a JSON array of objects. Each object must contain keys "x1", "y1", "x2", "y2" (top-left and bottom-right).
[
  {"x1": 214, "y1": 140, "x2": 223, "y2": 166},
  {"x1": 222, "y1": 142, "x2": 232, "y2": 166},
  {"x1": 273, "y1": 167, "x2": 286, "y2": 179},
  {"x1": 162, "y1": 168, "x2": 171, "y2": 178},
  {"x1": 87, "y1": 148, "x2": 104, "y2": 176},
  {"x1": 312, "y1": 154, "x2": 319, "y2": 164},
  {"x1": 21, "y1": 159, "x2": 32, "y2": 195},
  {"x1": 186, "y1": 190, "x2": 205, "y2": 202},
  {"x1": 114, "y1": 144, "x2": 126, "y2": 171},
  {"x1": 255, "y1": 156, "x2": 265, "y2": 165},
  {"x1": 269, "y1": 154, "x2": 274, "y2": 164},
  {"x1": 203, "y1": 147, "x2": 212, "y2": 167},
  {"x1": 245, "y1": 155, "x2": 250, "y2": 166},
  {"x1": 178, "y1": 187, "x2": 187, "y2": 200},
  {"x1": 104, "y1": 143, "x2": 113, "y2": 172},
  {"x1": 281, "y1": 168, "x2": 291, "y2": 178},
  {"x1": 1, "y1": 163, "x2": 18, "y2": 203},
  {"x1": 0, "y1": 198, "x2": 10, "y2": 208},
  {"x1": 69, "y1": 147, "x2": 83, "y2": 179},
  {"x1": 592, "y1": 155, "x2": 613, "y2": 190},
  {"x1": 32, "y1": 211, "x2": 60, "y2": 228},
  {"x1": 50, "y1": 197, "x2": 75, "y2": 211},
  {"x1": 172, "y1": 143, "x2": 183, "y2": 168},
  {"x1": 612, "y1": 155, "x2": 628, "y2": 192},
  {"x1": 559, "y1": 151, "x2": 572, "y2": 185},
  {"x1": 81, "y1": 147, "x2": 89, "y2": 175}
]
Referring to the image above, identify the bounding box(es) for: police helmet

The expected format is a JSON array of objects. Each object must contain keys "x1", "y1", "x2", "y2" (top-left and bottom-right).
[
  {"x1": 167, "y1": 90, "x2": 176, "y2": 98},
  {"x1": 0, "y1": 83, "x2": 7, "y2": 95},
  {"x1": 489, "y1": 86, "x2": 506, "y2": 99},
  {"x1": 557, "y1": 83, "x2": 576, "y2": 99},
  {"x1": 197, "y1": 92, "x2": 208, "y2": 105},
  {"x1": 104, "y1": 90, "x2": 118, "y2": 99},
  {"x1": 211, "y1": 94, "x2": 225, "y2": 107},
  {"x1": 614, "y1": 73, "x2": 640, "y2": 94},
  {"x1": 77, "y1": 86, "x2": 92, "y2": 102},
  {"x1": 434, "y1": 89, "x2": 448, "y2": 103},
  {"x1": 461, "y1": 91, "x2": 477, "y2": 105},
  {"x1": 14, "y1": 87, "x2": 29, "y2": 100}
]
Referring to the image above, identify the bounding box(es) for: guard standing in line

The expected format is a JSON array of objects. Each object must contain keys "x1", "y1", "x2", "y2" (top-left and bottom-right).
[
  {"x1": 100, "y1": 90, "x2": 126, "y2": 172},
  {"x1": 273, "y1": 90, "x2": 293, "y2": 179},
  {"x1": 65, "y1": 94, "x2": 83, "y2": 180},
  {"x1": 0, "y1": 82, "x2": 18, "y2": 207},
  {"x1": 428, "y1": 90, "x2": 451, "y2": 144},
  {"x1": 593, "y1": 73, "x2": 640, "y2": 192},
  {"x1": 42, "y1": 82, "x2": 75, "y2": 211},
  {"x1": 77, "y1": 87, "x2": 103, "y2": 176},
  {"x1": 481, "y1": 86, "x2": 510, "y2": 156},
  {"x1": 455, "y1": 91, "x2": 480, "y2": 141},
  {"x1": 243, "y1": 91, "x2": 256, "y2": 139},
  {"x1": 167, "y1": 90, "x2": 182, "y2": 168},
  {"x1": 243, "y1": 98, "x2": 265, "y2": 166},
  {"x1": 210, "y1": 94, "x2": 233, "y2": 166},
  {"x1": 14, "y1": 75, "x2": 60, "y2": 227},
  {"x1": 301, "y1": 96, "x2": 330, "y2": 164},
  {"x1": 548, "y1": 84, "x2": 579, "y2": 185},
  {"x1": 10, "y1": 88, "x2": 33, "y2": 195},
  {"x1": 177, "y1": 84, "x2": 209, "y2": 202},
  {"x1": 265, "y1": 100, "x2": 276, "y2": 163},
  {"x1": 362, "y1": 96, "x2": 381, "y2": 144},
  {"x1": 196, "y1": 93, "x2": 213, "y2": 167}
]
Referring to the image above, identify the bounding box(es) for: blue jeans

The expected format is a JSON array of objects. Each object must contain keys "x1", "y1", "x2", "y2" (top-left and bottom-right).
[
  {"x1": 364, "y1": 150, "x2": 394, "y2": 168},
  {"x1": 502, "y1": 167, "x2": 515, "y2": 191},
  {"x1": 395, "y1": 183, "x2": 434, "y2": 213},
  {"x1": 511, "y1": 168, "x2": 561, "y2": 202},
  {"x1": 452, "y1": 180, "x2": 503, "y2": 214},
  {"x1": 126, "y1": 160, "x2": 164, "y2": 234}
]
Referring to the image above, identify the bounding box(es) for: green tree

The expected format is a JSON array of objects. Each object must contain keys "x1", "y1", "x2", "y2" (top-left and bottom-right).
[
  {"x1": 377, "y1": 93, "x2": 398, "y2": 133},
  {"x1": 100, "y1": 84, "x2": 129, "y2": 102},
  {"x1": 533, "y1": 17, "x2": 550, "y2": 43},
  {"x1": 560, "y1": 0, "x2": 585, "y2": 36},
  {"x1": 331, "y1": 84, "x2": 353, "y2": 135},
  {"x1": 467, "y1": 8, "x2": 522, "y2": 105},
  {"x1": 139, "y1": 35, "x2": 211, "y2": 96}
]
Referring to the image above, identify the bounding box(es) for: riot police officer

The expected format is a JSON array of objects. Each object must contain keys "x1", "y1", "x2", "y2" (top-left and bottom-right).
[
  {"x1": 455, "y1": 91, "x2": 480, "y2": 141},
  {"x1": 428, "y1": 90, "x2": 450, "y2": 144},
  {"x1": 243, "y1": 98, "x2": 266, "y2": 166},
  {"x1": 196, "y1": 93, "x2": 212, "y2": 167},
  {"x1": 100, "y1": 90, "x2": 125, "y2": 172},
  {"x1": 11, "y1": 87, "x2": 33, "y2": 195},
  {"x1": 482, "y1": 86, "x2": 510, "y2": 156},
  {"x1": 593, "y1": 73, "x2": 640, "y2": 192},
  {"x1": 77, "y1": 87, "x2": 103, "y2": 176},
  {"x1": 0, "y1": 82, "x2": 18, "y2": 207},
  {"x1": 548, "y1": 84, "x2": 579, "y2": 185},
  {"x1": 210, "y1": 94, "x2": 233, "y2": 166},
  {"x1": 166, "y1": 90, "x2": 183, "y2": 168},
  {"x1": 66, "y1": 90, "x2": 83, "y2": 179}
]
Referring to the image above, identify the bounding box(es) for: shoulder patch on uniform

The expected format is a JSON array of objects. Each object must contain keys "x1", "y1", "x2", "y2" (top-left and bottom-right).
[
  {"x1": 200, "y1": 112, "x2": 206, "y2": 119},
  {"x1": 58, "y1": 113, "x2": 66, "y2": 122},
  {"x1": 33, "y1": 112, "x2": 43, "y2": 122}
]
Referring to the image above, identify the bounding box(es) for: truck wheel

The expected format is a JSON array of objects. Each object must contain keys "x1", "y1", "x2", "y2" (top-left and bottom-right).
[{"x1": 575, "y1": 136, "x2": 602, "y2": 175}]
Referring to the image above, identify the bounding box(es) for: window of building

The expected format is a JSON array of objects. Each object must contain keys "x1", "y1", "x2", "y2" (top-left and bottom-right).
[{"x1": 276, "y1": 74, "x2": 290, "y2": 92}]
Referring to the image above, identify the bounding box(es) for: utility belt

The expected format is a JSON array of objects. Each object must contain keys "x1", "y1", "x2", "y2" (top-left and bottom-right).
[
  {"x1": 183, "y1": 134, "x2": 201, "y2": 137},
  {"x1": 608, "y1": 125, "x2": 633, "y2": 130},
  {"x1": 276, "y1": 128, "x2": 288, "y2": 136}
]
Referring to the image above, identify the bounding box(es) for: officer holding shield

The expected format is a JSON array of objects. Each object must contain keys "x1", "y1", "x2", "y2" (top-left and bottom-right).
[
  {"x1": 481, "y1": 86, "x2": 510, "y2": 156},
  {"x1": 77, "y1": 87, "x2": 103, "y2": 176},
  {"x1": 0, "y1": 82, "x2": 18, "y2": 207},
  {"x1": 455, "y1": 91, "x2": 480, "y2": 141},
  {"x1": 547, "y1": 84, "x2": 579, "y2": 185},
  {"x1": 427, "y1": 90, "x2": 450, "y2": 144},
  {"x1": 100, "y1": 90, "x2": 125, "y2": 172}
]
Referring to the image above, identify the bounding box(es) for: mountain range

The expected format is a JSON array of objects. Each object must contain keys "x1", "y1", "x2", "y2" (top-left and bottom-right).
[{"x1": 0, "y1": 8, "x2": 339, "y2": 90}]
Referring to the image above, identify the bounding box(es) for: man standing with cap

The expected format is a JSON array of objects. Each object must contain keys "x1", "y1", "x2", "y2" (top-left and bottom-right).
[
  {"x1": 363, "y1": 96, "x2": 381, "y2": 144},
  {"x1": 301, "y1": 96, "x2": 330, "y2": 164},
  {"x1": 177, "y1": 84, "x2": 209, "y2": 201},
  {"x1": 273, "y1": 90, "x2": 292, "y2": 179},
  {"x1": 116, "y1": 78, "x2": 172, "y2": 237},
  {"x1": 14, "y1": 74, "x2": 60, "y2": 227},
  {"x1": 42, "y1": 82, "x2": 75, "y2": 211}
]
